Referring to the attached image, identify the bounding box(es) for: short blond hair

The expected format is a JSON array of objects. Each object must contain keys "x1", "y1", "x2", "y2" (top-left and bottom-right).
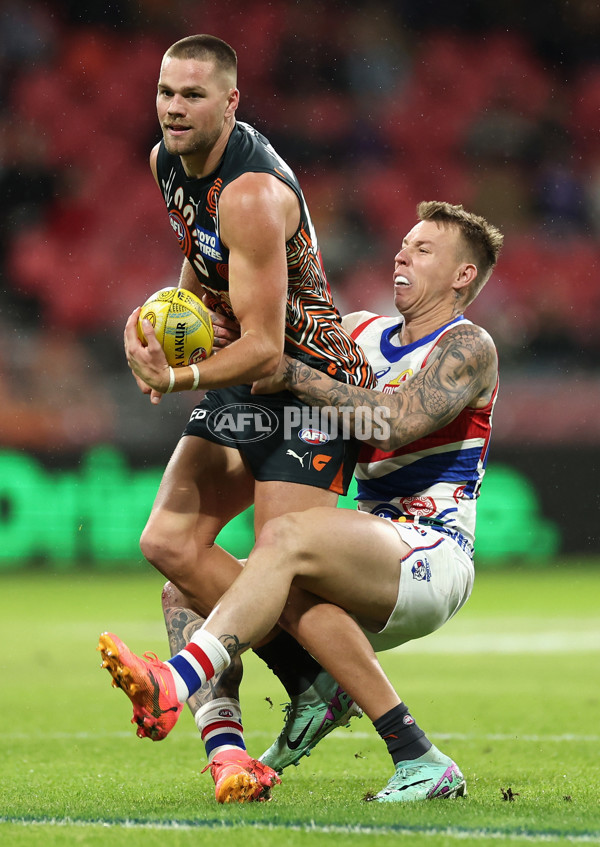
[
  {"x1": 164, "y1": 35, "x2": 237, "y2": 85},
  {"x1": 418, "y1": 201, "x2": 504, "y2": 304}
]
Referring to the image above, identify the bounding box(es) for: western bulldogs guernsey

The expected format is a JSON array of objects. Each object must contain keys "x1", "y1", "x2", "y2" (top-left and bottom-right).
[
  {"x1": 156, "y1": 121, "x2": 373, "y2": 387},
  {"x1": 349, "y1": 313, "x2": 498, "y2": 553}
]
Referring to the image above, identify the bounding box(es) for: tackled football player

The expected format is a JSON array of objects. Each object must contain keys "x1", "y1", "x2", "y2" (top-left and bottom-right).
[
  {"x1": 120, "y1": 34, "x2": 372, "y2": 801},
  {"x1": 103, "y1": 201, "x2": 504, "y2": 802}
]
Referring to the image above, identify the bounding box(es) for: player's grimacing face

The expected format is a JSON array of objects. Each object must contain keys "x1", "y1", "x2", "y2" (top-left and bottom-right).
[
  {"x1": 393, "y1": 220, "x2": 464, "y2": 312},
  {"x1": 156, "y1": 57, "x2": 237, "y2": 156}
]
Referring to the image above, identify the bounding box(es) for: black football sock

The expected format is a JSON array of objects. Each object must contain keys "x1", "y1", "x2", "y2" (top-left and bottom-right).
[
  {"x1": 374, "y1": 703, "x2": 432, "y2": 764},
  {"x1": 253, "y1": 630, "x2": 322, "y2": 696}
]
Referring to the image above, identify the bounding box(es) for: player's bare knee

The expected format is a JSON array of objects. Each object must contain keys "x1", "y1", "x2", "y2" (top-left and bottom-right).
[
  {"x1": 161, "y1": 580, "x2": 186, "y2": 611},
  {"x1": 254, "y1": 512, "x2": 314, "y2": 568},
  {"x1": 140, "y1": 525, "x2": 184, "y2": 578},
  {"x1": 139, "y1": 526, "x2": 163, "y2": 567}
]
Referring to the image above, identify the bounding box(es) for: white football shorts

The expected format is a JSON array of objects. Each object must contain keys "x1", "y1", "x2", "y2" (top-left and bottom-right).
[{"x1": 359, "y1": 521, "x2": 475, "y2": 653}]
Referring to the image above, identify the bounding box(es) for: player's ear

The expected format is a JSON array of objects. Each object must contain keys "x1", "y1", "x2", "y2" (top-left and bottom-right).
[
  {"x1": 453, "y1": 263, "x2": 477, "y2": 294},
  {"x1": 225, "y1": 88, "x2": 239, "y2": 117}
]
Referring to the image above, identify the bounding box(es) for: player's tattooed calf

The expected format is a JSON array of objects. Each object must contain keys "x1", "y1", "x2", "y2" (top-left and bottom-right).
[{"x1": 220, "y1": 633, "x2": 251, "y2": 659}]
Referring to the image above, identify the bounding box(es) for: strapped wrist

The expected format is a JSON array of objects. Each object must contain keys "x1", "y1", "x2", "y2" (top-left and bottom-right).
[
  {"x1": 165, "y1": 366, "x2": 176, "y2": 394},
  {"x1": 190, "y1": 363, "x2": 200, "y2": 391}
]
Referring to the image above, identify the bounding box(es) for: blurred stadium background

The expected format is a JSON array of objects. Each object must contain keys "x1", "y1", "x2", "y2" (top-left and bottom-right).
[{"x1": 1, "y1": 0, "x2": 599, "y2": 570}]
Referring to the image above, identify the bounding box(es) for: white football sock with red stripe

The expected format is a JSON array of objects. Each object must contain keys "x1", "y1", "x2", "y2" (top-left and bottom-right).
[
  {"x1": 195, "y1": 698, "x2": 246, "y2": 761},
  {"x1": 167, "y1": 630, "x2": 230, "y2": 703}
]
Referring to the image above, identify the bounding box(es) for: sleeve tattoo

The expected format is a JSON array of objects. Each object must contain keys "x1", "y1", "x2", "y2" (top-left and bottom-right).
[{"x1": 283, "y1": 325, "x2": 497, "y2": 451}]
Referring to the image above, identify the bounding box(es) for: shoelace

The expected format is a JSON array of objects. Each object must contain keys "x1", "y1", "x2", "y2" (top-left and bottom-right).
[
  {"x1": 281, "y1": 700, "x2": 317, "y2": 719},
  {"x1": 391, "y1": 763, "x2": 434, "y2": 781}
]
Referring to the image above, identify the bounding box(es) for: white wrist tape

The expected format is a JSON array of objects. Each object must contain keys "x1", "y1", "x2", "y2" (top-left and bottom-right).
[
  {"x1": 165, "y1": 366, "x2": 176, "y2": 394},
  {"x1": 190, "y1": 363, "x2": 200, "y2": 391}
]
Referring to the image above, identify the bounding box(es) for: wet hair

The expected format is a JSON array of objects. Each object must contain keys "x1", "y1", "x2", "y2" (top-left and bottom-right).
[
  {"x1": 417, "y1": 200, "x2": 504, "y2": 304},
  {"x1": 164, "y1": 35, "x2": 237, "y2": 84}
]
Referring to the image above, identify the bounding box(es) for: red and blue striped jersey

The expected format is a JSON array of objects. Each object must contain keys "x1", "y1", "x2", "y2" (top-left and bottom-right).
[{"x1": 350, "y1": 313, "x2": 498, "y2": 547}]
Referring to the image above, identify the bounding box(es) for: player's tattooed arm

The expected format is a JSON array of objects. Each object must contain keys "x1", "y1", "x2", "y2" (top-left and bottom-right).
[
  {"x1": 283, "y1": 324, "x2": 497, "y2": 451},
  {"x1": 164, "y1": 606, "x2": 243, "y2": 705}
]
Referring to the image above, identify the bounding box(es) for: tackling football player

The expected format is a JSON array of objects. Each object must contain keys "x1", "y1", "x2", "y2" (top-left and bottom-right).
[{"x1": 101, "y1": 201, "x2": 503, "y2": 803}]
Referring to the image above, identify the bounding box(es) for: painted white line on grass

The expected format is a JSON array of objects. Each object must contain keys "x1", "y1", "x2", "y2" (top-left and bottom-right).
[
  {"x1": 6, "y1": 730, "x2": 599, "y2": 743},
  {"x1": 2, "y1": 817, "x2": 600, "y2": 843},
  {"x1": 393, "y1": 631, "x2": 600, "y2": 655},
  {"x1": 39, "y1": 620, "x2": 600, "y2": 654}
]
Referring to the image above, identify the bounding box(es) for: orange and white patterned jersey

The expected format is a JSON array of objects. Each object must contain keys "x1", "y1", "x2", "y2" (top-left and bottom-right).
[{"x1": 156, "y1": 122, "x2": 373, "y2": 387}]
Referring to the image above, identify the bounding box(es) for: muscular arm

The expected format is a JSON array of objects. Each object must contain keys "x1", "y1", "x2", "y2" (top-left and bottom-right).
[
  {"x1": 283, "y1": 323, "x2": 498, "y2": 451},
  {"x1": 126, "y1": 168, "x2": 296, "y2": 395},
  {"x1": 204, "y1": 171, "x2": 291, "y2": 385},
  {"x1": 177, "y1": 257, "x2": 207, "y2": 300}
]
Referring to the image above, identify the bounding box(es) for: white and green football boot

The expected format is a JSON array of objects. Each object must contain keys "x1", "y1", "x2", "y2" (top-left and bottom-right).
[
  {"x1": 260, "y1": 670, "x2": 362, "y2": 771},
  {"x1": 368, "y1": 745, "x2": 467, "y2": 802}
]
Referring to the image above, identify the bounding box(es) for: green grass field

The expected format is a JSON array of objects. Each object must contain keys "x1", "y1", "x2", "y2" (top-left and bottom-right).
[{"x1": 1, "y1": 563, "x2": 599, "y2": 846}]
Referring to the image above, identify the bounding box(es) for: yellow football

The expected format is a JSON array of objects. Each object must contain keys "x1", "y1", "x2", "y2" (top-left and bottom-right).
[{"x1": 137, "y1": 287, "x2": 214, "y2": 367}]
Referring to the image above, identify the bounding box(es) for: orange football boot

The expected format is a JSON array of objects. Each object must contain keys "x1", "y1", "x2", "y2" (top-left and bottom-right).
[
  {"x1": 98, "y1": 632, "x2": 183, "y2": 740},
  {"x1": 203, "y1": 749, "x2": 281, "y2": 803}
]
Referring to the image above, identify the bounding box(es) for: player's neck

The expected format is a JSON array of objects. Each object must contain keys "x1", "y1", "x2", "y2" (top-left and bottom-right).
[
  {"x1": 400, "y1": 308, "x2": 461, "y2": 346},
  {"x1": 181, "y1": 120, "x2": 235, "y2": 179}
]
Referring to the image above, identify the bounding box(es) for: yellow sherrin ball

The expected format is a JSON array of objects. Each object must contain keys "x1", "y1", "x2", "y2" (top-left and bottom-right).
[{"x1": 137, "y1": 287, "x2": 214, "y2": 367}]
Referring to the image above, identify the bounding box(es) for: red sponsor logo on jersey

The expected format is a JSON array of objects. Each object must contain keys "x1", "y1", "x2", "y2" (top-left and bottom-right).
[
  {"x1": 453, "y1": 485, "x2": 467, "y2": 503},
  {"x1": 400, "y1": 496, "x2": 436, "y2": 517}
]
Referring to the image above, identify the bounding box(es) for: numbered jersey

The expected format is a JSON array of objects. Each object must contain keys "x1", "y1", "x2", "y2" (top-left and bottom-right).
[
  {"x1": 349, "y1": 312, "x2": 498, "y2": 548},
  {"x1": 155, "y1": 122, "x2": 372, "y2": 386}
]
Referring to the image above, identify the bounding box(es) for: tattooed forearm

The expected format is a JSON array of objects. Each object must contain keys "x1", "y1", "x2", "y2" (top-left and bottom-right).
[
  {"x1": 284, "y1": 325, "x2": 497, "y2": 451},
  {"x1": 283, "y1": 358, "x2": 336, "y2": 405},
  {"x1": 284, "y1": 358, "x2": 376, "y2": 409}
]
